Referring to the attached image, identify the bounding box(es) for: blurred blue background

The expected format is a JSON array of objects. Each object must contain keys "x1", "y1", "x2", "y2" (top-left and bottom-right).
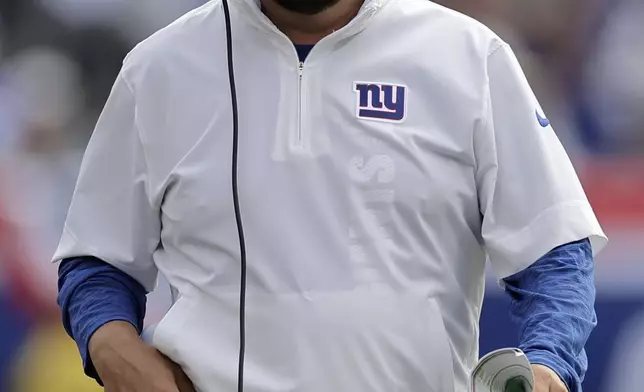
[{"x1": 0, "y1": 0, "x2": 642, "y2": 391}]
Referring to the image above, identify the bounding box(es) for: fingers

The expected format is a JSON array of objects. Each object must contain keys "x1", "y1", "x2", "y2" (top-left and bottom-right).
[
  {"x1": 175, "y1": 369, "x2": 197, "y2": 392},
  {"x1": 161, "y1": 353, "x2": 196, "y2": 392},
  {"x1": 549, "y1": 378, "x2": 569, "y2": 392},
  {"x1": 176, "y1": 376, "x2": 197, "y2": 392},
  {"x1": 531, "y1": 364, "x2": 569, "y2": 392}
]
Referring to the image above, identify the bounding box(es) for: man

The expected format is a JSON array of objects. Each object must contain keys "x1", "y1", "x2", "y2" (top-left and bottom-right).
[{"x1": 54, "y1": 0, "x2": 607, "y2": 391}]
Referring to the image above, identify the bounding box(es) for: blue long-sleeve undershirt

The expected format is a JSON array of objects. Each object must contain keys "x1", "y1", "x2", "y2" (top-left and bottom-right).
[
  {"x1": 503, "y1": 238, "x2": 596, "y2": 392},
  {"x1": 57, "y1": 256, "x2": 147, "y2": 384}
]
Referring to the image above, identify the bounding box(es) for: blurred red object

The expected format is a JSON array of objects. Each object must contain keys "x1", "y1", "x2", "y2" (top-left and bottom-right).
[
  {"x1": 0, "y1": 194, "x2": 58, "y2": 321},
  {"x1": 578, "y1": 157, "x2": 644, "y2": 227}
]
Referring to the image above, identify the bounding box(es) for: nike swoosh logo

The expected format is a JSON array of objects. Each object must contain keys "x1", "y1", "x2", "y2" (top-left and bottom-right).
[{"x1": 536, "y1": 109, "x2": 550, "y2": 128}]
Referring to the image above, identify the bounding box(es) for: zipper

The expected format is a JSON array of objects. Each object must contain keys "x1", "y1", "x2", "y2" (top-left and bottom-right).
[
  {"x1": 240, "y1": 1, "x2": 381, "y2": 149},
  {"x1": 249, "y1": 1, "x2": 380, "y2": 44},
  {"x1": 297, "y1": 61, "x2": 304, "y2": 146}
]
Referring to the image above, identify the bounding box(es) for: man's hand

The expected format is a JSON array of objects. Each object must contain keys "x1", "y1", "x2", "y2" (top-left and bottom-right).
[
  {"x1": 532, "y1": 364, "x2": 568, "y2": 392},
  {"x1": 89, "y1": 321, "x2": 195, "y2": 392}
]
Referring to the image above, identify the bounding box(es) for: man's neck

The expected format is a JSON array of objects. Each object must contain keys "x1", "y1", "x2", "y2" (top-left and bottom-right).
[{"x1": 261, "y1": 0, "x2": 364, "y2": 45}]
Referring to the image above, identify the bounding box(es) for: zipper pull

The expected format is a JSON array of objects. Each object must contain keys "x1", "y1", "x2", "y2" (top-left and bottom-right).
[{"x1": 298, "y1": 62, "x2": 304, "y2": 78}]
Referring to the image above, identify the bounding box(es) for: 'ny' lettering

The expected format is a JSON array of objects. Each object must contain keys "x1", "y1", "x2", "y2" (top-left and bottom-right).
[{"x1": 354, "y1": 82, "x2": 407, "y2": 122}]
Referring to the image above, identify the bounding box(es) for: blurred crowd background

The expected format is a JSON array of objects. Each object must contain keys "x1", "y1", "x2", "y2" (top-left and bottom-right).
[{"x1": 0, "y1": 0, "x2": 642, "y2": 391}]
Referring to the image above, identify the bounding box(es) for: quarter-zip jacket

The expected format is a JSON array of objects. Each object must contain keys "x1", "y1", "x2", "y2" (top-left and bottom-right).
[{"x1": 53, "y1": 0, "x2": 607, "y2": 391}]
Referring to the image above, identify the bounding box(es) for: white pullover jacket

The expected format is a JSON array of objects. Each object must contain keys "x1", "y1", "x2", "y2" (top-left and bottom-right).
[{"x1": 54, "y1": 0, "x2": 607, "y2": 391}]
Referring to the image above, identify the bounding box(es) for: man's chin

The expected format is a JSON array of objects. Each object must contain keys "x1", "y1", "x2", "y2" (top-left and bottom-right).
[{"x1": 273, "y1": 0, "x2": 341, "y2": 15}]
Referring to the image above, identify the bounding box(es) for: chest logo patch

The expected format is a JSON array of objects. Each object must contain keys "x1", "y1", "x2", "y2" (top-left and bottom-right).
[{"x1": 354, "y1": 82, "x2": 407, "y2": 123}]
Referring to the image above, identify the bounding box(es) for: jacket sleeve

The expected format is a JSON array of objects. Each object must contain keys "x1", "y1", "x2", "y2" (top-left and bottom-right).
[
  {"x1": 474, "y1": 41, "x2": 607, "y2": 282},
  {"x1": 52, "y1": 70, "x2": 160, "y2": 291}
]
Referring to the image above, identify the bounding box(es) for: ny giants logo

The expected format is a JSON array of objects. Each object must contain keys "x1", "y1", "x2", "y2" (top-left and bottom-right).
[{"x1": 354, "y1": 82, "x2": 407, "y2": 122}]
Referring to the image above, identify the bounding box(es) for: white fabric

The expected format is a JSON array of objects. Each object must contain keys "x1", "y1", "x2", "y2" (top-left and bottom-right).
[{"x1": 53, "y1": 0, "x2": 607, "y2": 391}]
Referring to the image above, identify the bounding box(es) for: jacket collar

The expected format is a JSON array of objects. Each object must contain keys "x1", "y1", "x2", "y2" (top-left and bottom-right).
[
  {"x1": 232, "y1": 0, "x2": 390, "y2": 44},
  {"x1": 235, "y1": 0, "x2": 388, "y2": 13}
]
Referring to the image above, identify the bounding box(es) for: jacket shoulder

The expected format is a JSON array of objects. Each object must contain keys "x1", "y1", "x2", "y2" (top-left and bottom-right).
[
  {"x1": 389, "y1": 0, "x2": 506, "y2": 55},
  {"x1": 120, "y1": 1, "x2": 223, "y2": 85}
]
